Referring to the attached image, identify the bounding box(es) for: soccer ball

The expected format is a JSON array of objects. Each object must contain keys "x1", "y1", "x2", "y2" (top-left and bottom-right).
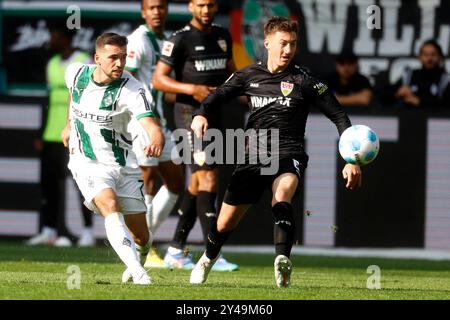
[{"x1": 338, "y1": 125, "x2": 380, "y2": 166}]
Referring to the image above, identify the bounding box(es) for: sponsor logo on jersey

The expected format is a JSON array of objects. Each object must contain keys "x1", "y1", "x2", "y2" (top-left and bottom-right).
[
  {"x1": 313, "y1": 82, "x2": 328, "y2": 95},
  {"x1": 195, "y1": 46, "x2": 205, "y2": 51},
  {"x1": 162, "y1": 41, "x2": 174, "y2": 57},
  {"x1": 250, "y1": 83, "x2": 259, "y2": 88},
  {"x1": 194, "y1": 58, "x2": 227, "y2": 71},
  {"x1": 103, "y1": 94, "x2": 113, "y2": 107},
  {"x1": 281, "y1": 82, "x2": 294, "y2": 96},
  {"x1": 217, "y1": 39, "x2": 227, "y2": 52},
  {"x1": 250, "y1": 96, "x2": 291, "y2": 109},
  {"x1": 128, "y1": 50, "x2": 135, "y2": 59},
  {"x1": 73, "y1": 107, "x2": 113, "y2": 124}
]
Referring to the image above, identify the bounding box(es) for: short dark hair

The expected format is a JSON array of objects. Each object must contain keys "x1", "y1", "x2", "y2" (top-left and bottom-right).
[
  {"x1": 419, "y1": 39, "x2": 444, "y2": 58},
  {"x1": 95, "y1": 33, "x2": 128, "y2": 51},
  {"x1": 264, "y1": 17, "x2": 298, "y2": 37}
]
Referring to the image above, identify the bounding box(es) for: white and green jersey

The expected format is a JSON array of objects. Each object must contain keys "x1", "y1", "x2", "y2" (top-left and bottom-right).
[
  {"x1": 65, "y1": 62, "x2": 154, "y2": 167},
  {"x1": 126, "y1": 24, "x2": 167, "y2": 127}
]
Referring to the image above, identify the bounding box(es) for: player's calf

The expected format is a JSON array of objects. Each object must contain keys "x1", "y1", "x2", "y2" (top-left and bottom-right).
[{"x1": 272, "y1": 202, "x2": 295, "y2": 257}]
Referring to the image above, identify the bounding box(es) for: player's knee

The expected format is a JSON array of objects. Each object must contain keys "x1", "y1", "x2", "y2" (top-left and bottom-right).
[
  {"x1": 272, "y1": 201, "x2": 294, "y2": 230},
  {"x1": 273, "y1": 188, "x2": 294, "y2": 204}
]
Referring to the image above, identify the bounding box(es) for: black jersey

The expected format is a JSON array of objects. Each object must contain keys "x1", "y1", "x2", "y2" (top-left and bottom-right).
[
  {"x1": 195, "y1": 61, "x2": 352, "y2": 163},
  {"x1": 160, "y1": 23, "x2": 233, "y2": 107}
]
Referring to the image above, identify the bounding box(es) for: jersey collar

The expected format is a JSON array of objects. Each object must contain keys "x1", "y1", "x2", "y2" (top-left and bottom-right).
[{"x1": 143, "y1": 24, "x2": 166, "y2": 40}]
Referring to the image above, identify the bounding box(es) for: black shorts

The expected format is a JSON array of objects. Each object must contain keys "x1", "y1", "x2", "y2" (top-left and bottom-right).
[
  {"x1": 174, "y1": 102, "x2": 220, "y2": 172},
  {"x1": 223, "y1": 157, "x2": 307, "y2": 206}
]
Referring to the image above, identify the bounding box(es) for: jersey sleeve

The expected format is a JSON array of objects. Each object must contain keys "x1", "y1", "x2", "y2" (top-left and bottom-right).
[
  {"x1": 302, "y1": 71, "x2": 351, "y2": 135},
  {"x1": 65, "y1": 62, "x2": 85, "y2": 89},
  {"x1": 159, "y1": 32, "x2": 184, "y2": 67},
  {"x1": 121, "y1": 79, "x2": 155, "y2": 120},
  {"x1": 126, "y1": 35, "x2": 144, "y2": 72},
  {"x1": 194, "y1": 70, "x2": 246, "y2": 118}
]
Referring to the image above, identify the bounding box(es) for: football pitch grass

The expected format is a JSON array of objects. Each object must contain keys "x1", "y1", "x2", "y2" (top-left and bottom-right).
[{"x1": 1, "y1": 240, "x2": 450, "y2": 300}]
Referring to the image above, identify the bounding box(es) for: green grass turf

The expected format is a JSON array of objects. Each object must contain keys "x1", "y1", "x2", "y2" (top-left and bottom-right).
[{"x1": 0, "y1": 240, "x2": 450, "y2": 300}]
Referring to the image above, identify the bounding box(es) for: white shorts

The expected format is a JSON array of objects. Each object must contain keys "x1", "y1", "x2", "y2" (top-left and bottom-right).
[
  {"x1": 132, "y1": 126, "x2": 178, "y2": 167},
  {"x1": 68, "y1": 157, "x2": 146, "y2": 215}
]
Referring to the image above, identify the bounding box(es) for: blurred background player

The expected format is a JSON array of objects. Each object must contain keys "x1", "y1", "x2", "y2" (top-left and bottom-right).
[
  {"x1": 125, "y1": 0, "x2": 183, "y2": 268},
  {"x1": 325, "y1": 51, "x2": 373, "y2": 107},
  {"x1": 62, "y1": 33, "x2": 164, "y2": 285},
  {"x1": 189, "y1": 16, "x2": 362, "y2": 287},
  {"x1": 390, "y1": 39, "x2": 450, "y2": 108},
  {"x1": 153, "y1": 0, "x2": 238, "y2": 271},
  {"x1": 26, "y1": 24, "x2": 95, "y2": 247}
]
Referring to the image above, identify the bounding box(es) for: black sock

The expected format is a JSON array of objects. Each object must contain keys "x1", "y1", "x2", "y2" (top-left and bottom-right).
[
  {"x1": 197, "y1": 191, "x2": 217, "y2": 243},
  {"x1": 206, "y1": 223, "x2": 231, "y2": 260},
  {"x1": 171, "y1": 190, "x2": 197, "y2": 249},
  {"x1": 272, "y1": 202, "x2": 295, "y2": 257}
]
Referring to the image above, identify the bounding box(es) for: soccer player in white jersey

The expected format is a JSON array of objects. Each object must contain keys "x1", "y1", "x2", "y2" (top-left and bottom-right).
[
  {"x1": 126, "y1": 0, "x2": 183, "y2": 269},
  {"x1": 61, "y1": 33, "x2": 164, "y2": 285}
]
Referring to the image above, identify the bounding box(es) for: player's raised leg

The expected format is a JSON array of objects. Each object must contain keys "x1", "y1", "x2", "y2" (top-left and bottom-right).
[
  {"x1": 190, "y1": 203, "x2": 250, "y2": 284},
  {"x1": 271, "y1": 172, "x2": 299, "y2": 288},
  {"x1": 195, "y1": 168, "x2": 239, "y2": 272},
  {"x1": 93, "y1": 188, "x2": 151, "y2": 285}
]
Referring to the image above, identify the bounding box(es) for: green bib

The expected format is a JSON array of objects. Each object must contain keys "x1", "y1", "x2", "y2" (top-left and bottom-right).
[{"x1": 43, "y1": 51, "x2": 90, "y2": 142}]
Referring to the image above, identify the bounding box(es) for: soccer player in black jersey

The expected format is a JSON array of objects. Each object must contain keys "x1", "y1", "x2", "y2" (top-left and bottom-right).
[
  {"x1": 189, "y1": 17, "x2": 362, "y2": 287},
  {"x1": 153, "y1": 0, "x2": 238, "y2": 271}
]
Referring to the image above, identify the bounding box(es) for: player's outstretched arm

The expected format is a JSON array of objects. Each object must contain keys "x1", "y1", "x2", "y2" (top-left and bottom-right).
[
  {"x1": 139, "y1": 117, "x2": 165, "y2": 158},
  {"x1": 191, "y1": 115, "x2": 209, "y2": 139},
  {"x1": 342, "y1": 163, "x2": 362, "y2": 190}
]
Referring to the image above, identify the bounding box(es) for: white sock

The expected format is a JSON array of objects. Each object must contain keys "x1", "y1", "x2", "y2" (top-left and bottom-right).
[
  {"x1": 104, "y1": 212, "x2": 142, "y2": 273},
  {"x1": 144, "y1": 194, "x2": 154, "y2": 232},
  {"x1": 135, "y1": 241, "x2": 151, "y2": 265},
  {"x1": 168, "y1": 246, "x2": 183, "y2": 255},
  {"x1": 152, "y1": 186, "x2": 179, "y2": 233}
]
